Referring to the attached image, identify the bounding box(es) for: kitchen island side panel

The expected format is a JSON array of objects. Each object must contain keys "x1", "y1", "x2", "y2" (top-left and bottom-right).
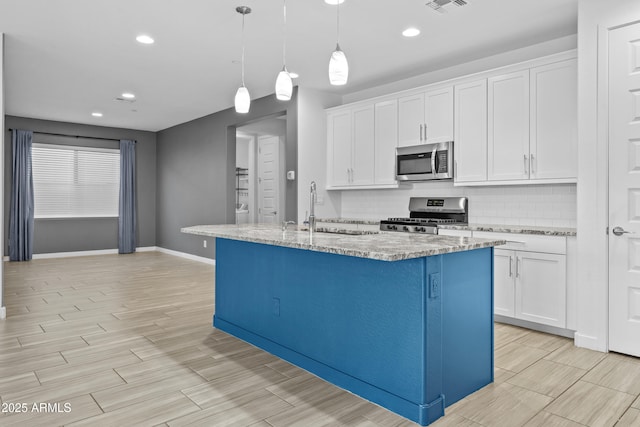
[
  {"x1": 213, "y1": 238, "x2": 492, "y2": 426},
  {"x1": 442, "y1": 248, "x2": 494, "y2": 406}
]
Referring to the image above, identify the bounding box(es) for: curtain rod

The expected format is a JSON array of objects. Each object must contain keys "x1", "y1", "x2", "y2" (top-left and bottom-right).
[{"x1": 9, "y1": 129, "x2": 136, "y2": 143}]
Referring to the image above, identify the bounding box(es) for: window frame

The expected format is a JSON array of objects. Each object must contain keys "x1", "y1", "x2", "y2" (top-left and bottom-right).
[{"x1": 31, "y1": 143, "x2": 121, "y2": 220}]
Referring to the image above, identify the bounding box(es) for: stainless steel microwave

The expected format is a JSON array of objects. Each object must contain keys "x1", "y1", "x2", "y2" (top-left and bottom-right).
[{"x1": 396, "y1": 141, "x2": 454, "y2": 181}]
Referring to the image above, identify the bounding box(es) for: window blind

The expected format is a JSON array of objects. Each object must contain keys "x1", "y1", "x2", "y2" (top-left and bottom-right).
[{"x1": 32, "y1": 143, "x2": 120, "y2": 218}]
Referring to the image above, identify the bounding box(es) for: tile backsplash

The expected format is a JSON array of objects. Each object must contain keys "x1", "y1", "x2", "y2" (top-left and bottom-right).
[{"x1": 339, "y1": 182, "x2": 576, "y2": 228}]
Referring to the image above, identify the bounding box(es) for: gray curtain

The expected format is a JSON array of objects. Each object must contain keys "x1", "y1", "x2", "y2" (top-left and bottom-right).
[
  {"x1": 118, "y1": 139, "x2": 136, "y2": 254},
  {"x1": 9, "y1": 129, "x2": 35, "y2": 261}
]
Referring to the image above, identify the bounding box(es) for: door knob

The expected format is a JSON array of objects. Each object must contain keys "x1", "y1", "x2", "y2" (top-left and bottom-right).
[{"x1": 612, "y1": 226, "x2": 633, "y2": 236}]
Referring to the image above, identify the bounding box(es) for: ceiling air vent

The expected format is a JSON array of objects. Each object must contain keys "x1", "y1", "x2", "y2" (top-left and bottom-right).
[{"x1": 426, "y1": 0, "x2": 467, "y2": 14}]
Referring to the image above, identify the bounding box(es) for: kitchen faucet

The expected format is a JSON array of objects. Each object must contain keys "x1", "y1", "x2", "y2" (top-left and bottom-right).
[{"x1": 309, "y1": 181, "x2": 317, "y2": 235}]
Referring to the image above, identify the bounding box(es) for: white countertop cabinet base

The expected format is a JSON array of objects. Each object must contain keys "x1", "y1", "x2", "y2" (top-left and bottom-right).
[
  {"x1": 516, "y1": 251, "x2": 567, "y2": 328},
  {"x1": 495, "y1": 249, "x2": 568, "y2": 330},
  {"x1": 475, "y1": 231, "x2": 569, "y2": 330}
]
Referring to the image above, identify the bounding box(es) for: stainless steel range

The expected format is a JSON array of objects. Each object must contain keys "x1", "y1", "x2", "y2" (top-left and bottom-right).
[{"x1": 380, "y1": 197, "x2": 468, "y2": 234}]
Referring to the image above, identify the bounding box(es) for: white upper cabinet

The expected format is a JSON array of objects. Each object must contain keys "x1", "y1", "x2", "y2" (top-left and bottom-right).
[
  {"x1": 398, "y1": 93, "x2": 424, "y2": 147},
  {"x1": 398, "y1": 87, "x2": 454, "y2": 147},
  {"x1": 326, "y1": 101, "x2": 399, "y2": 189},
  {"x1": 351, "y1": 105, "x2": 375, "y2": 185},
  {"x1": 454, "y1": 80, "x2": 487, "y2": 183},
  {"x1": 529, "y1": 59, "x2": 578, "y2": 180},
  {"x1": 327, "y1": 110, "x2": 352, "y2": 187},
  {"x1": 374, "y1": 99, "x2": 399, "y2": 185},
  {"x1": 488, "y1": 70, "x2": 530, "y2": 181},
  {"x1": 424, "y1": 87, "x2": 454, "y2": 143},
  {"x1": 326, "y1": 52, "x2": 577, "y2": 189}
]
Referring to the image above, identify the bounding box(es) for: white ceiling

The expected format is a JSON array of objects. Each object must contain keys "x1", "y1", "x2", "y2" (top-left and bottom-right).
[{"x1": 1, "y1": 0, "x2": 578, "y2": 132}]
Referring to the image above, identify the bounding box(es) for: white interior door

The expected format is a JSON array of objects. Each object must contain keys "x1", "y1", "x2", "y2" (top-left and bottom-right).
[
  {"x1": 258, "y1": 135, "x2": 280, "y2": 224},
  {"x1": 609, "y1": 22, "x2": 640, "y2": 357}
]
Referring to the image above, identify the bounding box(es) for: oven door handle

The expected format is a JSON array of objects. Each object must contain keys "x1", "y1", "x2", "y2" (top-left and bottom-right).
[{"x1": 431, "y1": 147, "x2": 437, "y2": 176}]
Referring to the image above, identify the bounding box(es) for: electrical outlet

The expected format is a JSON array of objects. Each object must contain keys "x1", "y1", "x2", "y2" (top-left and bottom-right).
[
  {"x1": 203, "y1": 240, "x2": 207, "y2": 248},
  {"x1": 429, "y1": 273, "x2": 440, "y2": 299}
]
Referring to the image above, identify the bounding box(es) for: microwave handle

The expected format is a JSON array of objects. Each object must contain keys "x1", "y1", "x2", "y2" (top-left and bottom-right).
[{"x1": 431, "y1": 147, "x2": 437, "y2": 175}]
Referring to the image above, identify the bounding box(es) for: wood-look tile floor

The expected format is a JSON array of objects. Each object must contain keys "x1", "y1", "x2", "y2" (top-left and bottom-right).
[{"x1": 1, "y1": 252, "x2": 639, "y2": 426}]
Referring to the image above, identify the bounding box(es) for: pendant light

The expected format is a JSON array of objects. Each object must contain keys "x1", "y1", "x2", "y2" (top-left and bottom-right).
[
  {"x1": 235, "y1": 6, "x2": 252, "y2": 113},
  {"x1": 275, "y1": 0, "x2": 293, "y2": 101},
  {"x1": 328, "y1": 0, "x2": 348, "y2": 85}
]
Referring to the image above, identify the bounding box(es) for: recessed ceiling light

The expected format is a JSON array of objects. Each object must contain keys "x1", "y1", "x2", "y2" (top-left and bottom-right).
[
  {"x1": 121, "y1": 92, "x2": 136, "y2": 99},
  {"x1": 91, "y1": 112, "x2": 103, "y2": 117},
  {"x1": 289, "y1": 72, "x2": 299, "y2": 79},
  {"x1": 402, "y1": 27, "x2": 421, "y2": 37},
  {"x1": 324, "y1": 0, "x2": 345, "y2": 4},
  {"x1": 136, "y1": 35, "x2": 154, "y2": 44}
]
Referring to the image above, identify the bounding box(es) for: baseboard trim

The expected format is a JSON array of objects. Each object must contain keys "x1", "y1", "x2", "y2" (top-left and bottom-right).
[
  {"x1": 3, "y1": 246, "x2": 160, "y2": 261},
  {"x1": 494, "y1": 315, "x2": 575, "y2": 339},
  {"x1": 574, "y1": 332, "x2": 607, "y2": 352},
  {"x1": 155, "y1": 247, "x2": 215, "y2": 265}
]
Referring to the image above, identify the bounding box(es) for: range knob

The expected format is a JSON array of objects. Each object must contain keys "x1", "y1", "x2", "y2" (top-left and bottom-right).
[
  {"x1": 390, "y1": 225, "x2": 397, "y2": 230},
  {"x1": 403, "y1": 226, "x2": 409, "y2": 232},
  {"x1": 416, "y1": 227, "x2": 424, "y2": 232}
]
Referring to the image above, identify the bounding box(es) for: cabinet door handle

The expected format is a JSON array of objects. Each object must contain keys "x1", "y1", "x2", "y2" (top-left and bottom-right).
[
  {"x1": 424, "y1": 123, "x2": 428, "y2": 141},
  {"x1": 530, "y1": 154, "x2": 535, "y2": 175},
  {"x1": 509, "y1": 256, "x2": 513, "y2": 277},
  {"x1": 524, "y1": 155, "x2": 528, "y2": 174},
  {"x1": 516, "y1": 256, "x2": 520, "y2": 278},
  {"x1": 419, "y1": 124, "x2": 423, "y2": 141}
]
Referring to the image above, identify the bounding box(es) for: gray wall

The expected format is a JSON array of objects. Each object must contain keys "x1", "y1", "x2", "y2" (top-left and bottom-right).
[
  {"x1": 4, "y1": 115, "x2": 157, "y2": 254},
  {"x1": 156, "y1": 90, "x2": 298, "y2": 259}
]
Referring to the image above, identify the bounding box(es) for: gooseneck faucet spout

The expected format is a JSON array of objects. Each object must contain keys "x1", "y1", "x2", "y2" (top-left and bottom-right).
[{"x1": 309, "y1": 181, "x2": 317, "y2": 235}]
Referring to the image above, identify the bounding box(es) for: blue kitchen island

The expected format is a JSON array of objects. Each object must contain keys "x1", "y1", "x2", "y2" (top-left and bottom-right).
[{"x1": 181, "y1": 224, "x2": 504, "y2": 426}]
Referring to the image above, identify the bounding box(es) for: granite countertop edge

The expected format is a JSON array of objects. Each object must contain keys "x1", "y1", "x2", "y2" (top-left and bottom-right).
[
  {"x1": 316, "y1": 218, "x2": 381, "y2": 225},
  {"x1": 182, "y1": 224, "x2": 505, "y2": 262},
  {"x1": 439, "y1": 224, "x2": 577, "y2": 236},
  {"x1": 316, "y1": 218, "x2": 576, "y2": 236}
]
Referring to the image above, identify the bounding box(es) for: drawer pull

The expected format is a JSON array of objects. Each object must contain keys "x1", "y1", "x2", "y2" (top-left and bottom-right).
[{"x1": 505, "y1": 240, "x2": 525, "y2": 244}]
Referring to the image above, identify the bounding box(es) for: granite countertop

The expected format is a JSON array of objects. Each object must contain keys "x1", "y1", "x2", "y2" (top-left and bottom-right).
[
  {"x1": 439, "y1": 223, "x2": 577, "y2": 237},
  {"x1": 316, "y1": 218, "x2": 381, "y2": 225},
  {"x1": 182, "y1": 224, "x2": 505, "y2": 262},
  {"x1": 317, "y1": 218, "x2": 575, "y2": 236}
]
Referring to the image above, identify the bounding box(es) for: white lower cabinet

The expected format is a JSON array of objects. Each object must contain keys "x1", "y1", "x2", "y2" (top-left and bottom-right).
[
  {"x1": 475, "y1": 231, "x2": 568, "y2": 329},
  {"x1": 494, "y1": 249, "x2": 516, "y2": 317},
  {"x1": 494, "y1": 249, "x2": 566, "y2": 327},
  {"x1": 516, "y1": 251, "x2": 566, "y2": 327}
]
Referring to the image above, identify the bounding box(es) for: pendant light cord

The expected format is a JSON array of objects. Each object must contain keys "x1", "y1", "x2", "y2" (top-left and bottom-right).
[
  {"x1": 241, "y1": 11, "x2": 246, "y2": 86},
  {"x1": 282, "y1": 0, "x2": 287, "y2": 67},
  {"x1": 336, "y1": 1, "x2": 340, "y2": 46}
]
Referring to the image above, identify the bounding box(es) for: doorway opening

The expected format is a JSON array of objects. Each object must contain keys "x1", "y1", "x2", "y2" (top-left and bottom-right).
[{"x1": 235, "y1": 114, "x2": 287, "y2": 225}]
